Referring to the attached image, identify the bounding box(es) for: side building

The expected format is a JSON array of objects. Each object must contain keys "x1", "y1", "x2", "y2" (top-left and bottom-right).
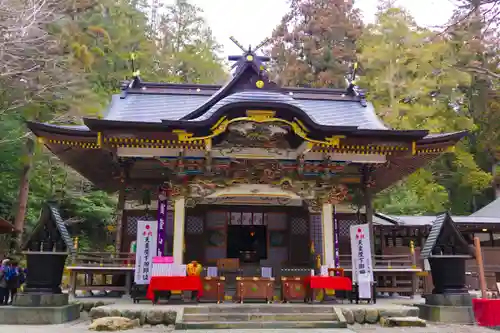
[{"x1": 375, "y1": 197, "x2": 500, "y2": 291}]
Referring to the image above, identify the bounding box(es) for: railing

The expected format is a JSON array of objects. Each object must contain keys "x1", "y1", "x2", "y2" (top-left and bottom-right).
[
  {"x1": 339, "y1": 254, "x2": 418, "y2": 269},
  {"x1": 70, "y1": 252, "x2": 135, "y2": 267}
]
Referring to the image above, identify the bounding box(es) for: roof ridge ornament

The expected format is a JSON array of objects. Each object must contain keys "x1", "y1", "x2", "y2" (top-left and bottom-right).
[
  {"x1": 120, "y1": 52, "x2": 142, "y2": 99},
  {"x1": 227, "y1": 36, "x2": 277, "y2": 91},
  {"x1": 228, "y1": 36, "x2": 271, "y2": 70},
  {"x1": 345, "y1": 62, "x2": 367, "y2": 107}
]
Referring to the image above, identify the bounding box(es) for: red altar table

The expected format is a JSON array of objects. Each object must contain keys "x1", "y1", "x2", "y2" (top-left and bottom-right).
[
  {"x1": 146, "y1": 276, "x2": 203, "y2": 303},
  {"x1": 304, "y1": 276, "x2": 352, "y2": 302},
  {"x1": 472, "y1": 298, "x2": 500, "y2": 327}
]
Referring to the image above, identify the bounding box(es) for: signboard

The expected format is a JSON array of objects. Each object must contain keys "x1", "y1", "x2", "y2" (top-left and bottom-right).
[
  {"x1": 134, "y1": 220, "x2": 158, "y2": 284},
  {"x1": 157, "y1": 195, "x2": 168, "y2": 256},
  {"x1": 333, "y1": 206, "x2": 340, "y2": 270},
  {"x1": 350, "y1": 224, "x2": 373, "y2": 299}
]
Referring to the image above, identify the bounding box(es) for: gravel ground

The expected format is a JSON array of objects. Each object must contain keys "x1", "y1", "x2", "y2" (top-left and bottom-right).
[
  {"x1": 0, "y1": 321, "x2": 496, "y2": 333},
  {"x1": 351, "y1": 323, "x2": 496, "y2": 333}
]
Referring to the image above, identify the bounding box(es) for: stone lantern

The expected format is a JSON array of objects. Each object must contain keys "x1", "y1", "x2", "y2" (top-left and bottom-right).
[
  {"x1": 418, "y1": 212, "x2": 476, "y2": 324},
  {"x1": 1, "y1": 202, "x2": 81, "y2": 324}
]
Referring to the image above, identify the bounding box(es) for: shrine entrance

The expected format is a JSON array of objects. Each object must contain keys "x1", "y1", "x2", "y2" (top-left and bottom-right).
[
  {"x1": 183, "y1": 201, "x2": 311, "y2": 270},
  {"x1": 227, "y1": 224, "x2": 267, "y2": 263}
]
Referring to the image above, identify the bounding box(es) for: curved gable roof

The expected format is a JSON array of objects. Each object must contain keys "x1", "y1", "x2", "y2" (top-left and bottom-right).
[
  {"x1": 101, "y1": 90, "x2": 388, "y2": 130},
  {"x1": 189, "y1": 91, "x2": 387, "y2": 130}
]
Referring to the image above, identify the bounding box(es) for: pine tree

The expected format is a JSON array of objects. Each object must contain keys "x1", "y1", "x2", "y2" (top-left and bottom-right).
[{"x1": 268, "y1": 0, "x2": 363, "y2": 88}]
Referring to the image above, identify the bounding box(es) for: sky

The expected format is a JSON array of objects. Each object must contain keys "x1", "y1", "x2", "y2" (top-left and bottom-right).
[{"x1": 170, "y1": 0, "x2": 458, "y2": 58}]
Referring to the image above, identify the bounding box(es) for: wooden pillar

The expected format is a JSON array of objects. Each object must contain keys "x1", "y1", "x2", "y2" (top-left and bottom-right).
[
  {"x1": 173, "y1": 196, "x2": 186, "y2": 265},
  {"x1": 321, "y1": 203, "x2": 334, "y2": 265},
  {"x1": 13, "y1": 138, "x2": 35, "y2": 246},
  {"x1": 114, "y1": 187, "x2": 126, "y2": 254},
  {"x1": 474, "y1": 237, "x2": 487, "y2": 299},
  {"x1": 363, "y1": 176, "x2": 376, "y2": 260}
]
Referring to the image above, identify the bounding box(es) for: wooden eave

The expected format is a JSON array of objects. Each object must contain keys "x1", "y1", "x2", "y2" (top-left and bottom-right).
[
  {"x1": 372, "y1": 131, "x2": 467, "y2": 192},
  {"x1": 26, "y1": 122, "x2": 121, "y2": 192}
]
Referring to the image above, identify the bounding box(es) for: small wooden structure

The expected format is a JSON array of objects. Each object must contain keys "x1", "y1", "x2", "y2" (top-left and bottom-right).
[
  {"x1": 23, "y1": 203, "x2": 75, "y2": 293},
  {"x1": 421, "y1": 212, "x2": 475, "y2": 294}
]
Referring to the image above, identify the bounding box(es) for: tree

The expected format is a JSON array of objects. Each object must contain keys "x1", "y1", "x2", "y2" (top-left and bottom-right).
[
  {"x1": 444, "y1": 0, "x2": 500, "y2": 81},
  {"x1": 0, "y1": 0, "x2": 84, "y2": 118},
  {"x1": 444, "y1": 0, "x2": 500, "y2": 203},
  {"x1": 156, "y1": 0, "x2": 227, "y2": 84},
  {"x1": 0, "y1": 0, "x2": 228, "y2": 251},
  {"x1": 268, "y1": 0, "x2": 363, "y2": 88},
  {"x1": 359, "y1": 4, "x2": 491, "y2": 215},
  {"x1": 374, "y1": 170, "x2": 449, "y2": 215}
]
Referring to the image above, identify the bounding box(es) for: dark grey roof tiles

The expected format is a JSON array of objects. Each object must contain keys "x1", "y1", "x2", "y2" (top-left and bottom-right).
[
  {"x1": 103, "y1": 90, "x2": 388, "y2": 130},
  {"x1": 298, "y1": 99, "x2": 386, "y2": 129},
  {"x1": 375, "y1": 214, "x2": 500, "y2": 226},
  {"x1": 105, "y1": 93, "x2": 208, "y2": 122},
  {"x1": 190, "y1": 91, "x2": 304, "y2": 121},
  {"x1": 471, "y1": 198, "x2": 500, "y2": 218}
]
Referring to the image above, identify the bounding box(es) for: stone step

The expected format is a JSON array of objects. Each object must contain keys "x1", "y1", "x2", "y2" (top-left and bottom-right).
[
  {"x1": 380, "y1": 316, "x2": 427, "y2": 327},
  {"x1": 183, "y1": 312, "x2": 337, "y2": 322},
  {"x1": 176, "y1": 320, "x2": 347, "y2": 330},
  {"x1": 183, "y1": 305, "x2": 334, "y2": 314}
]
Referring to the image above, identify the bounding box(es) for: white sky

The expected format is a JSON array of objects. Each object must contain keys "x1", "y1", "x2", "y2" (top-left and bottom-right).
[{"x1": 171, "y1": 0, "x2": 457, "y2": 58}]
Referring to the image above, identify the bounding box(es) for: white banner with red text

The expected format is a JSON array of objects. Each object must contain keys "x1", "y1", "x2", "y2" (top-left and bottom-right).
[
  {"x1": 134, "y1": 220, "x2": 158, "y2": 284},
  {"x1": 350, "y1": 224, "x2": 374, "y2": 299}
]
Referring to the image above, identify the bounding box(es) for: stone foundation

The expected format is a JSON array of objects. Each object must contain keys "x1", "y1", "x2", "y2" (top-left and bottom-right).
[
  {"x1": 341, "y1": 306, "x2": 420, "y2": 325},
  {"x1": 0, "y1": 293, "x2": 80, "y2": 325},
  {"x1": 89, "y1": 306, "x2": 177, "y2": 326},
  {"x1": 0, "y1": 303, "x2": 80, "y2": 325},
  {"x1": 418, "y1": 294, "x2": 475, "y2": 324}
]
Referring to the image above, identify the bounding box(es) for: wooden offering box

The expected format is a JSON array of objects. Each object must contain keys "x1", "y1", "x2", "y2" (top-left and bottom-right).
[
  {"x1": 235, "y1": 277, "x2": 274, "y2": 303},
  {"x1": 201, "y1": 277, "x2": 226, "y2": 303},
  {"x1": 281, "y1": 276, "x2": 307, "y2": 303}
]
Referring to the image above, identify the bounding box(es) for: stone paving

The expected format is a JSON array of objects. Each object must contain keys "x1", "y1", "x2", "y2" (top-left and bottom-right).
[
  {"x1": 0, "y1": 296, "x2": 495, "y2": 333},
  {"x1": 0, "y1": 321, "x2": 495, "y2": 333}
]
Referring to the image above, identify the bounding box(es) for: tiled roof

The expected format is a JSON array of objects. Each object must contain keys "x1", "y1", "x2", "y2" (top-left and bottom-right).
[
  {"x1": 105, "y1": 94, "x2": 207, "y2": 122},
  {"x1": 103, "y1": 91, "x2": 387, "y2": 130},
  {"x1": 374, "y1": 213, "x2": 500, "y2": 226},
  {"x1": 471, "y1": 198, "x2": 500, "y2": 218}
]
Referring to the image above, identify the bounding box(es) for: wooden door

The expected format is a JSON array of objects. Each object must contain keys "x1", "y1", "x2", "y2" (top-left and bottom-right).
[
  {"x1": 184, "y1": 214, "x2": 205, "y2": 264},
  {"x1": 289, "y1": 212, "x2": 310, "y2": 266}
]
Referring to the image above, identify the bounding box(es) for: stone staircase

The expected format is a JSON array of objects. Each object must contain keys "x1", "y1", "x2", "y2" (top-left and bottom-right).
[{"x1": 176, "y1": 304, "x2": 347, "y2": 330}]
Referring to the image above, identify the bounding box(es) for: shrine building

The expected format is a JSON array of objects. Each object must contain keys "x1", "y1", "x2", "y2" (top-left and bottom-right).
[{"x1": 26, "y1": 49, "x2": 467, "y2": 283}]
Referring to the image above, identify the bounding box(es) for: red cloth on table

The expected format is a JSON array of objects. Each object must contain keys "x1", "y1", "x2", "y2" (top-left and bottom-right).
[
  {"x1": 146, "y1": 276, "x2": 204, "y2": 300},
  {"x1": 472, "y1": 298, "x2": 500, "y2": 327},
  {"x1": 304, "y1": 276, "x2": 352, "y2": 290}
]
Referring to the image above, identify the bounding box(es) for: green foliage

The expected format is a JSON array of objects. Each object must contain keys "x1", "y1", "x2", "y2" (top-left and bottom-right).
[
  {"x1": 0, "y1": 0, "x2": 226, "y2": 250},
  {"x1": 358, "y1": 5, "x2": 494, "y2": 215},
  {"x1": 374, "y1": 170, "x2": 449, "y2": 215}
]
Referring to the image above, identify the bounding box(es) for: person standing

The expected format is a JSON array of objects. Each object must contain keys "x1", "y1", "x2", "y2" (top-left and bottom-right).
[
  {"x1": 0, "y1": 259, "x2": 10, "y2": 305},
  {"x1": 7, "y1": 261, "x2": 21, "y2": 305}
]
